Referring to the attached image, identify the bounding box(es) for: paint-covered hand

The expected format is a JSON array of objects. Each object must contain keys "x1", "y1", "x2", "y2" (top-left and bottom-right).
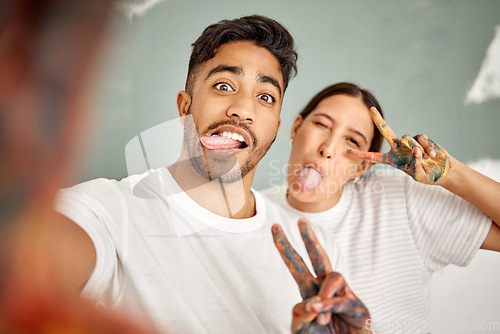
[
  {"x1": 347, "y1": 107, "x2": 451, "y2": 184},
  {"x1": 272, "y1": 218, "x2": 371, "y2": 333}
]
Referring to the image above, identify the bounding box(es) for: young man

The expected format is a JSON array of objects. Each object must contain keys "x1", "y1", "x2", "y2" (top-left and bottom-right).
[{"x1": 52, "y1": 16, "x2": 368, "y2": 333}]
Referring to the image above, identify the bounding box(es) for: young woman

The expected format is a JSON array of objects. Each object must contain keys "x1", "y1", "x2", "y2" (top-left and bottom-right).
[{"x1": 263, "y1": 82, "x2": 500, "y2": 333}]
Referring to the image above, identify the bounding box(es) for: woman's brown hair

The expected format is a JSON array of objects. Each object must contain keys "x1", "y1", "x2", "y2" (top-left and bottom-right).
[{"x1": 299, "y1": 82, "x2": 384, "y2": 153}]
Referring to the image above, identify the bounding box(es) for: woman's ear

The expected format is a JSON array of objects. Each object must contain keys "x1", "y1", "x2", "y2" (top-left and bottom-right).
[
  {"x1": 290, "y1": 115, "x2": 303, "y2": 142},
  {"x1": 177, "y1": 90, "x2": 191, "y2": 125}
]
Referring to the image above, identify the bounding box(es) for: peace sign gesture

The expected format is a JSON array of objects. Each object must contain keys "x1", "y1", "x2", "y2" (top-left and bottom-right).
[
  {"x1": 347, "y1": 107, "x2": 451, "y2": 184},
  {"x1": 272, "y1": 218, "x2": 371, "y2": 333}
]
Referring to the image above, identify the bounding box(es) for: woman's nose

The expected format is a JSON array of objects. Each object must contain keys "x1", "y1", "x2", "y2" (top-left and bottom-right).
[
  {"x1": 319, "y1": 139, "x2": 335, "y2": 159},
  {"x1": 320, "y1": 148, "x2": 332, "y2": 159}
]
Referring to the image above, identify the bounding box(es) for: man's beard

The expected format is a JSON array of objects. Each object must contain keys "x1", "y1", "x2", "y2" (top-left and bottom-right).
[{"x1": 182, "y1": 108, "x2": 276, "y2": 184}]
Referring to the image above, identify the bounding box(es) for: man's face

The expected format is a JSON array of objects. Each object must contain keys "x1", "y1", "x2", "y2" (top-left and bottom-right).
[{"x1": 179, "y1": 40, "x2": 283, "y2": 183}]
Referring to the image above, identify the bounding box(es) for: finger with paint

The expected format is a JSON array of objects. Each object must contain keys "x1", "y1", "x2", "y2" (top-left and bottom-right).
[
  {"x1": 272, "y1": 219, "x2": 372, "y2": 333},
  {"x1": 317, "y1": 272, "x2": 371, "y2": 334},
  {"x1": 347, "y1": 107, "x2": 451, "y2": 184},
  {"x1": 272, "y1": 219, "x2": 321, "y2": 299}
]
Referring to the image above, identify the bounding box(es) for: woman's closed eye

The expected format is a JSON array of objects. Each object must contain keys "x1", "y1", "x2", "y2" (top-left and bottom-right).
[
  {"x1": 314, "y1": 121, "x2": 329, "y2": 129},
  {"x1": 348, "y1": 138, "x2": 360, "y2": 147}
]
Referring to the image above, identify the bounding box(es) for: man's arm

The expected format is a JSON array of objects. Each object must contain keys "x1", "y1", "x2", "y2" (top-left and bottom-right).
[
  {"x1": 45, "y1": 213, "x2": 97, "y2": 293},
  {"x1": 14, "y1": 214, "x2": 159, "y2": 333}
]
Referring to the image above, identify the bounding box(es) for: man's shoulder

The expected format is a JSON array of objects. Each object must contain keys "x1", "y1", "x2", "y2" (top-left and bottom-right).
[
  {"x1": 260, "y1": 183, "x2": 287, "y2": 199},
  {"x1": 254, "y1": 187, "x2": 298, "y2": 221},
  {"x1": 59, "y1": 177, "x2": 118, "y2": 198},
  {"x1": 256, "y1": 189, "x2": 346, "y2": 275},
  {"x1": 258, "y1": 184, "x2": 288, "y2": 208},
  {"x1": 254, "y1": 188, "x2": 332, "y2": 245},
  {"x1": 61, "y1": 168, "x2": 167, "y2": 198}
]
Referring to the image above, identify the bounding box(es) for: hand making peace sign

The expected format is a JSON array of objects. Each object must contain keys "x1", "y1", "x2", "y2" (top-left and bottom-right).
[
  {"x1": 272, "y1": 218, "x2": 371, "y2": 333},
  {"x1": 347, "y1": 107, "x2": 451, "y2": 184}
]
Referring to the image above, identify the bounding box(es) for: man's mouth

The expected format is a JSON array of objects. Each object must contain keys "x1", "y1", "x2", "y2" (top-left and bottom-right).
[{"x1": 199, "y1": 128, "x2": 249, "y2": 151}]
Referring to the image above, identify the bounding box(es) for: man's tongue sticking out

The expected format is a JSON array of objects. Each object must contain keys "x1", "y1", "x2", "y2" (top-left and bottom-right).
[{"x1": 200, "y1": 134, "x2": 244, "y2": 151}]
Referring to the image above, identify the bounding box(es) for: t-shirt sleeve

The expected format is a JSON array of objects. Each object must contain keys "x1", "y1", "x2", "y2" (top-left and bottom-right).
[
  {"x1": 55, "y1": 185, "x2": 118, "y2": 304},
  {"x1": 404, "y1": 174, "x2": 492, "y2": 272}
]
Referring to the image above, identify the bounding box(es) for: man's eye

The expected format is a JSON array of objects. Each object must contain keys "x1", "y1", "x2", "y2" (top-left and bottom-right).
[
  {"x1": 214, "y1": 83, "x2": 234, "y2": 91},
  {"x1": 257, "y1": 94, "x2": 275, "y2": 103}
]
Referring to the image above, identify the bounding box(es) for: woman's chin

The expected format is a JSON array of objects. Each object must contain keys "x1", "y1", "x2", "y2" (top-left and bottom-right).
[
  {"x1": 287, "y1": 186, "x2": 322, "y2": 204},
  {"x1": 287, "y1": 180, "x2": 344, "y2": 212}
]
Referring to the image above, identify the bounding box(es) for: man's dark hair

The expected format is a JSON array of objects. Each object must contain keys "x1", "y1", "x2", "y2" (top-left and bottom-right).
[
  {"x1": 186, "y1": 15, "x2": 298, "y2": 95},
  {"x1": 299, "y1": 82, "x2": 385, "y2": 153}
]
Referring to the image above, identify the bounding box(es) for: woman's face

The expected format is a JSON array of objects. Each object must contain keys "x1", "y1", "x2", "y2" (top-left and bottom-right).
[{"x1": 287, "y1": 94, "x2": 375, "y2": 212}]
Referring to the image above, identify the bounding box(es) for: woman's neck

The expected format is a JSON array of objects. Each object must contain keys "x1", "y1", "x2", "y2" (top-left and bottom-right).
[{"x1": 286, "y1": 188, "x2": 342, "y2": 213}]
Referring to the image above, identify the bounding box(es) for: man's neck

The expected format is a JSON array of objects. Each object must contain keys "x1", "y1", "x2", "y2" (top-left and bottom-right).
[{"x1": 168, "y1": 159, "x2": 256, "y2": 219}]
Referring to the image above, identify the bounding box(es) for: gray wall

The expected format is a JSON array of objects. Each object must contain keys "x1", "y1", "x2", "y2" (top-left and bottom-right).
[{"x1": 77, "y1": 0, "x2": 500, "y2": 191}]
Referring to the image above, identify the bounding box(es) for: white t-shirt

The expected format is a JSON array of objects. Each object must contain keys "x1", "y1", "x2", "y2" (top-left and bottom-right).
[
  {"x1": 56, "y1": 167, "x2": 347, "y2": 334},
  {"x1": 262, "y1": 166, "x2": 491, "y2": 334}
]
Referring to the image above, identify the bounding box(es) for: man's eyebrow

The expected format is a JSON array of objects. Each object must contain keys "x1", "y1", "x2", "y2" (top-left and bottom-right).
[
  {"x1": 257, "y1": 74, "x2": 282, "y2": 98},
  {"x1": 313, "y1": 112, "x2": 368, "y2": 145},
  {"x1": 205, "y1": 65, "x2": 243, "y2": 80}
]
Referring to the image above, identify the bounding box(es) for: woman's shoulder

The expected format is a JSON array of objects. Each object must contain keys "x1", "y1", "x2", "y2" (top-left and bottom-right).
[
  {"x1": 347, "y1": 166, "x2": 411, "y2": 200},
  {"x1": 359, "y1": 166, "x2": 409, "y2": 185}
]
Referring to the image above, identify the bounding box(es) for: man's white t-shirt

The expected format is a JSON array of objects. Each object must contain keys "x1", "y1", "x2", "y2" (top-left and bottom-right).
[
  {"x1": 56, "y1": 167, "x2": 347, "y2": 334},
  {"x1": 262, "y1": 167, "x2": 491, "y2": 334}
]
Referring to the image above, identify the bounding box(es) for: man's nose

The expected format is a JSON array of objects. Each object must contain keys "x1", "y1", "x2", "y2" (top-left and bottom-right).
[{"x1": 226, "y1": 93, "x2": 255, "y2": 123}]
